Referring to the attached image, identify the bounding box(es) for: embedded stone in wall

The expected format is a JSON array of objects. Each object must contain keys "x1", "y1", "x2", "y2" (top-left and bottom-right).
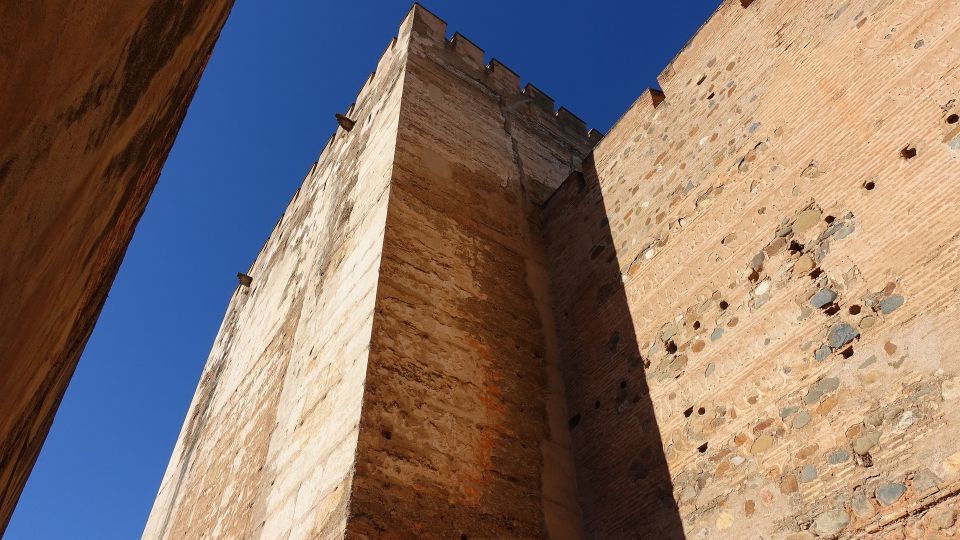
[{"x1": 542, "y1": 0, "x2": 960, "y2": 536}]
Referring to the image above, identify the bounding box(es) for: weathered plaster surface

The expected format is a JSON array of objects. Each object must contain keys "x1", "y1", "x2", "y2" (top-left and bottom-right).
[{"x1": 0, "y1": 1, "x2": 231, "y2": 533}]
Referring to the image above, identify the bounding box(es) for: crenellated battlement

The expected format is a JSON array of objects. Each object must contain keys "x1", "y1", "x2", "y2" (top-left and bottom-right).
[
  {"x1": 450, "y1": 32, "x2": 483, "y2": 65},
  {"x1": 399, "y1": 3, "x2": 597, "y2": 142},
  {"x1": 322, "y1": 2, "x2": 599, "y2": 161},
  {"x1": 522, "y1": 83, "x2": 554, "y2": 112}
]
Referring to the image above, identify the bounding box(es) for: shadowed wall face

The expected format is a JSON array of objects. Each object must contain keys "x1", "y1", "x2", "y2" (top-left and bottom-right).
[
  {"x1": 547, "y1": 0, "x2": 960, "y2": 537},
  {"x1": 542, "y1": 154, "x2": 683, "y2": 539},
  {"x1": 0, "y1": 1, "x2": 231, "y2": 533}
]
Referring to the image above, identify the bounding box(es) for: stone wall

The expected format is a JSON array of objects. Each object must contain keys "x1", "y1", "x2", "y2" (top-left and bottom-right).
[
  {"x1": 0, "y1": 1, "x2": 232, "y2": 533},
  {"x1": 543, "y1": 0, "x2": 960, "y2": 537},
  {"x1": 143, "y1": 22, "x2": 408, "y2": 539},
  {"x1": 146, "y1": 5, "x2": 598, "y2": 538},
  {"x1": 347, "y1": 7, "x2": 593, "y2": 539}
]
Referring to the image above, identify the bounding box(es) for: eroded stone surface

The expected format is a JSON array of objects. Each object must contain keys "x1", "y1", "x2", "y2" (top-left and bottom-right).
[{"x1": 146, "y1": 12, "x2": 412, "y2": 538}]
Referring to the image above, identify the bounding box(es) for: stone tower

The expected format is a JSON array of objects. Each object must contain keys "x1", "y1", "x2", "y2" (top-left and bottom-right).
[
  {"x1": 145, "y1": 5, "x2": 595, "y2": 538},
  {"x1": 147, "y1": 1, "x2": 960, "y2": 538}
]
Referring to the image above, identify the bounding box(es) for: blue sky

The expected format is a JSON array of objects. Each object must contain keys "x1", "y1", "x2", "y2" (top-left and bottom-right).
[{"x1": 6, "y1": 1, "x2": 720, "y2": 537}]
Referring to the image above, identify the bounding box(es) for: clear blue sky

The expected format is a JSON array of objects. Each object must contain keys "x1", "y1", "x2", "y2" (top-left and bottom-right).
[{"x1": 6, "y1": 1, "x2": 720, "y2": 537}]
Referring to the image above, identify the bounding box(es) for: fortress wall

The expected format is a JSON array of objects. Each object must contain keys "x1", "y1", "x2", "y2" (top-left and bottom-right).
[
  {"x1": 346, "y1": 7, "x2": 594, "y2": 538},
  {"x1": 146, "y1": 6, "x2": 597, "y2": 538},
  {"x1": 143, "y1": 21, "x2": 410, "y2": 540},
  {"x1": 544, "y1": 0, "x2": 960, "y2": 537},
  {"x1": 0, "y1": 1, "x2": 232, "y2": 533},
  {"x1": 142, "y1": 1, "x2": 960, "y2": 537}
]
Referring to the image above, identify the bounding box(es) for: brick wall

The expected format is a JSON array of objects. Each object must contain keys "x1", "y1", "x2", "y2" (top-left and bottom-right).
[{"x1": 544, "y1": 0, "x2": 960, "y2": 537}]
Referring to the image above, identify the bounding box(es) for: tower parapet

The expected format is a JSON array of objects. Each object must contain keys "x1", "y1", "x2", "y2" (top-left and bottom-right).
[{"x1": 402, "y1": 4, "x2": 595, "y2": 143}]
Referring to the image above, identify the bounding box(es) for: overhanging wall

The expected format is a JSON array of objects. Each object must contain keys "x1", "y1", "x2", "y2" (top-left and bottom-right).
[{"x1": 0, "y1": 1, "x2": 232, "y2": 533}]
